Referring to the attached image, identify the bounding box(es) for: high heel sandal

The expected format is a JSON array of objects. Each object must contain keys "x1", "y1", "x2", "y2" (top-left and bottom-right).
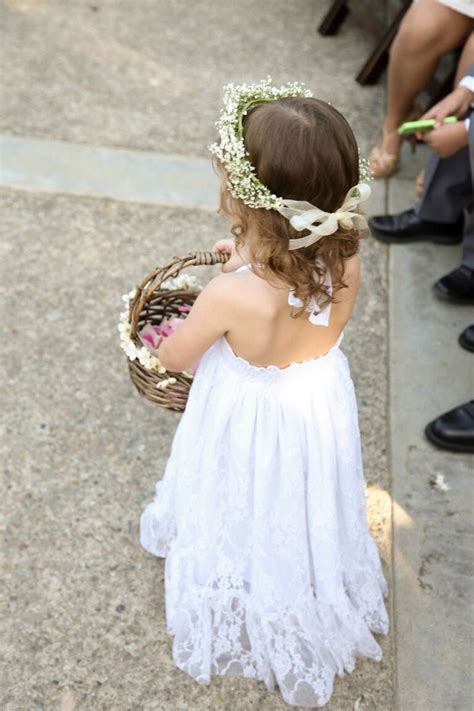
[
  {"x1": 368, "y1": 128, "x2": 401, "y2": 178},
  {"x1": 369, "y1": 105, "x2": 422, "y2": 179}
]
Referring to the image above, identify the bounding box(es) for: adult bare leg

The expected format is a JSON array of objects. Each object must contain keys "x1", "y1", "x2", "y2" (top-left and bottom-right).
[
  {"x1": 415, "y1": 30, "x2": 473, "y2": 195},
  {"x1": 370, "y1": 0, "x2": 473, "y2": 177},
  {"x1": 454, "y1": 30, "x2": 474, "y2": 83}
]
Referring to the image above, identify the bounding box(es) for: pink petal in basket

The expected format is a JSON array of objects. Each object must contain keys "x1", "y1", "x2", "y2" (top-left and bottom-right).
[
  {"x1": 139, "y1": 314, "x2": 199, "y2": 371},
  {"x1": 139, "y1": 318, "x2": 186, "y2": 354},
  {"x1": 139, "y1": 323, "x2": 163, "y2": 350}
]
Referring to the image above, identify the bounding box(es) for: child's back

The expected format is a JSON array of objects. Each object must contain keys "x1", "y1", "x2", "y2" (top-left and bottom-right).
[
  {"x1": 223, "y1": 253, "x2": 360, "y2": 368},
  {"x1": 139, "y1": 80, "x2": 388, "y2": 708}
]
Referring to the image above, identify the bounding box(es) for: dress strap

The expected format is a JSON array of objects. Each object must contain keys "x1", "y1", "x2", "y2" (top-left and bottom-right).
[
  {"x1": 235, "y1": 261, "x2": 332, "y2": 327},
  {"x1": 235, "y1": 264, "x2": 251, "y2": 273},
  {"x1": 288, "y1": 259, "x2": 332, "y2": 327}
]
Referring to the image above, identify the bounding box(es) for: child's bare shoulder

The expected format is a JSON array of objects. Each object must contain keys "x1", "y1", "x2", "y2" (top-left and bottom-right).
[
  {"x1": 198, "y1": 271, "x2": 250, "y2": 300},
  {"x1": 200, "y1": 269, "x2": 259, "y2": 313},
  {"x1": 332, "y1": 253, "x2": 360, "y2": 306},
  {"x1": 343, "y1": 253, "x2": 361, "y2": 281},
  {"x1": 341, "y1": 253, "x2": 361, "y2": 293}
]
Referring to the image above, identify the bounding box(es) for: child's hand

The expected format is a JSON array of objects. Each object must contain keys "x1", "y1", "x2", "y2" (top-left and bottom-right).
[
  {"x1": 212, "y1": 238, "x2": 246, "y2": 272},
  {"x1": 422, "y1": 121, "x2": 468, "y2": 158}
]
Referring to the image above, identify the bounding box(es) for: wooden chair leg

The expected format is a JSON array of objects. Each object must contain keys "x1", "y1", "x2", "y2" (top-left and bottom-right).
[
  {"x1": 318, "y1": 0, "x2": 349, "y2": 36},
  {"x1": 356, "y1": 1, "x2": 412, "y2": 85}
]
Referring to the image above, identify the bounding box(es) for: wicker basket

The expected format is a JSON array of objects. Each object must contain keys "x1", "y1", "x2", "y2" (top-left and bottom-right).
[{"x1": 125, "y1": 251, "x2": 229, "y2": 412}]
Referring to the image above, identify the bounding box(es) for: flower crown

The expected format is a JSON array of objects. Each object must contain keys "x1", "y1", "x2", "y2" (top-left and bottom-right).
[{"x1": 209, "y1": 77, "x2": 371, "y2": 249}]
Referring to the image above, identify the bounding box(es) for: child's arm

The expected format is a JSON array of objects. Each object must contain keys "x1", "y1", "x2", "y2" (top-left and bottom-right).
[{"x1": 157, "y1": 273, "x2": 236, "y2": 372}]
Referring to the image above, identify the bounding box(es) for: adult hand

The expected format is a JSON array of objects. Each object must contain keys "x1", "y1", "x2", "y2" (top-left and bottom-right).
[
  {"x1": 422, "y1": 121, "x2": 469, "y2": 158},
  {"x1": 420, "y1": 86, "x2": 473, "y2": 127},
  {"x1": 212, "y1": 238, "x2": 246, "y2": 272}
]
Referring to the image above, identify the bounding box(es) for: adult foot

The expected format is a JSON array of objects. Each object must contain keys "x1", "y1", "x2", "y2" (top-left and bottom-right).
[
  {"x1": 425, "y1": 401, "x2": 474, "y2": 454},
  {"x1": 369, "y1": 210, "x2": 464, "y2": 244},
  {"x1": 433, "y1": 266, "x2": 474, "y2": 303},
  {"x1": 459, "y1": 324, "x2": 474, "y2": 352},
  {"x1": 368, "y1": 128, "x2": 401, "y2": 179},
  {"x1": 369, "y1": 106, "x2": 421, "y2": 179}
]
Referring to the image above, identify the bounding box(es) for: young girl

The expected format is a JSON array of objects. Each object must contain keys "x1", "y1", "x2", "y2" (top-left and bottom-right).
[{"x1": 140, "y1": 79, "x2": 389, "y2": 708}]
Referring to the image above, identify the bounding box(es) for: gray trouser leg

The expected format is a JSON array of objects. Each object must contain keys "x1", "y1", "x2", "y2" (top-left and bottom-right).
[
  {"x1": 462, "y1": 211, "x2": 474, "y2": 268},
  {"x1": 465, "y1": 120, "x2": 474, "y2": 269},
  {"x1": 416, "y1": 147, "x2": 471, "y2": 224}
]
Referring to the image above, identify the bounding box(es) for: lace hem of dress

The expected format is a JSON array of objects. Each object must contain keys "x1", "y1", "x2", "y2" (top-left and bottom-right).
[
  {"x1": 165, "y1": 578, "x2": 387, "y2": 708},
  {"x1": 141, "y1": 499, "x2": 389, "y2": 708}
]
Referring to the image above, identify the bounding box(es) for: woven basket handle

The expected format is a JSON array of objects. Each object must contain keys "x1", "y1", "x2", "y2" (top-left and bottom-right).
[{"x1": 129, "y1": 250, "x2": 230, "y2": 338}]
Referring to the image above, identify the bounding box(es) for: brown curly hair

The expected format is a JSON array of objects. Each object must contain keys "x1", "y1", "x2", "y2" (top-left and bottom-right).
[{"x1": 217, "y1": 96, "x2": 364, "y2": 313}]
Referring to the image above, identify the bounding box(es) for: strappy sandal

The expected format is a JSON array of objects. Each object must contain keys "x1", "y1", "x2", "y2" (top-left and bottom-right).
[
  {"x1": 368, "y1": 128, "x2": 401, "y2": 179},
  {"x1": 369, "y1": 105, "x2": 422, "y2": 179}
]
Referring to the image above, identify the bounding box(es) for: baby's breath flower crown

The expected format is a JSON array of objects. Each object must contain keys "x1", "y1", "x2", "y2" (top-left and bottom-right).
[
  {"x1": 209, "y1": 77, "x2": 372, "y2": 212},
  {"x1": 210, "y1": 78, "x2": 312, "y2": 209}
]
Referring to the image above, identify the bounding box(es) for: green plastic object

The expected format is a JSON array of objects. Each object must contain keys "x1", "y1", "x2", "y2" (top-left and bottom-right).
[{"x1": 397, "y1": 116, "x2": 457, "y2": 136}]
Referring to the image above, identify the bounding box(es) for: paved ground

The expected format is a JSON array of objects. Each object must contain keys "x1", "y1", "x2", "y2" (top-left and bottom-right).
[
  {"x1": 0, "y1": 0, "x2": 385, "y2": 156},
  {"x1": 0, "y1": 1, "x2": 471, "y2": 710},
  {"x1": 387, "y1": 144, "x2": 474, "y2": 711},
  {"x1": 0, "y1": 189, "x2": 391, "y2": 711}
]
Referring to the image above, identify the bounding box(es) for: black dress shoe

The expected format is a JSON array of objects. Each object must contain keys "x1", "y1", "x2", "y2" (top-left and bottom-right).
[
  {"x1": 425, "y1": 401, "x2": 474, "y2": 453},
  {"x1": 459, "y1": 324, "x2": 474, "y2": 352},
  {"x1": 433, "y1": 266, "x2": 474, "y2": 304},
  {"x1": 369, "y1": 209, "x2": 463, "y2": 245}
]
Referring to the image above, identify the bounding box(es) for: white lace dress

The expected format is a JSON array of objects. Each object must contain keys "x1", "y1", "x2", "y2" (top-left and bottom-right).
[{"x1": 140, "y1": 268, "x2": 389, "y2": 707}]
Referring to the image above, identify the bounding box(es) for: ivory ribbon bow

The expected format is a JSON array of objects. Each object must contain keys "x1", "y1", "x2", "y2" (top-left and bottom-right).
[{"x1": 276, "y1": 182, "x2": 371, "y2": 250}]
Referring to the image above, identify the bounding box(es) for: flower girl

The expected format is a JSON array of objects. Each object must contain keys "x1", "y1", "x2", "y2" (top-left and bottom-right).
[{"x1": 140, "y1": 79, "x2": 389, "y2": 707}]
